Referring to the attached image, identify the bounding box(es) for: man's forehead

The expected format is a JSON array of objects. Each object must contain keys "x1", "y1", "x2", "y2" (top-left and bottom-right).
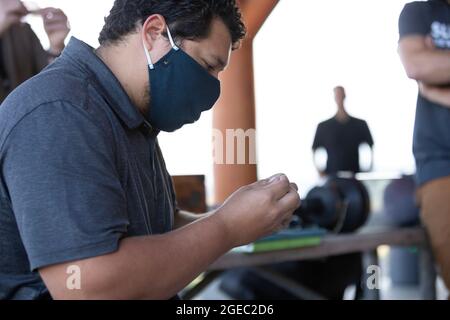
[
  {"x1": 197, "y1": 35, "x2": 232, "y2": 66},
  {"x1": 206, "y1": 19, "x2": 233, "y2": 57}
]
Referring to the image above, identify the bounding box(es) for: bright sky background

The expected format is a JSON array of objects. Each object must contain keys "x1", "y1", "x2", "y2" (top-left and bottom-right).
[{"x1": 28, "y1": 0, "x2": 420, "y2": 203}]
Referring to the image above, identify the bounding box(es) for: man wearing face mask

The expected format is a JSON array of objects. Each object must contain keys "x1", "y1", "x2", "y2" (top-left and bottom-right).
[{"x1": 0, "y1": 0, "x2": 301, "y2": 300}]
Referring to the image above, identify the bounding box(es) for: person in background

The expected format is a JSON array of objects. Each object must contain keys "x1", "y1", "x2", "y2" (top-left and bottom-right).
[
  {"x1": 305, "y1": 86, "x2": 375, "y2": 299},
  {"x1": 0, "y1": 0, "x2": 70, "y2": 102},
  {"x1": 398, "y1": 0, "x2": 450, "y2": 294},
  {"x1": 312, "y1": 86, "x2": 374, "y2": 176}
]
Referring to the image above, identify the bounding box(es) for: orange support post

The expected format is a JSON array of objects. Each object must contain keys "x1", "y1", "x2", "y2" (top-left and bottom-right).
[{"x1": 213, "y1": 0, "x2": 279, "y2": 204}]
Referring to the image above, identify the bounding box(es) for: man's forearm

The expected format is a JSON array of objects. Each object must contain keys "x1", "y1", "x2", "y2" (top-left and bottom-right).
[
  {"x1": 399, "y1": 36, "x2": 450, "y2": 85},
  {"x1": 401, "y1": 48, "x2": 450, "y2": 85},
  {"x1": 174, "y1": 210, "x2": 212, "y2": 229},
  {"x1": 41, "y1": 213, "x2": 233, "y2": 300},
  {"x1": 414, "y1": 50, "x2": 450, "y2": 84},
  {"x1": 40, "y1": 174, "x2": 301, "y2": 300}
]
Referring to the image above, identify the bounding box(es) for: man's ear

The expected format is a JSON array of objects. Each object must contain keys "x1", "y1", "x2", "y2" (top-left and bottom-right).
[{"x1": 142, "y1": 14, "x2": 167, "y2": 50}]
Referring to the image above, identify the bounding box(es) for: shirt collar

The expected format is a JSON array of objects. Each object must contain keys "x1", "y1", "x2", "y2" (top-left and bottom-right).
[{"x1": 62, "y1": 37, "x2": 149, "y2": 131}]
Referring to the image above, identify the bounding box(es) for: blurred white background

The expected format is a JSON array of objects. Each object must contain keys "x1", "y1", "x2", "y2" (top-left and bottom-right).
[{"x1": 28, "y1": 0, "x2": 419, "y2": 203}]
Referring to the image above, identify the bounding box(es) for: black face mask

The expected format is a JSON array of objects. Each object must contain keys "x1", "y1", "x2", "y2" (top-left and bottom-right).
[{"x1": 143, "y1": 27, "x2": 221, "y2": 132}]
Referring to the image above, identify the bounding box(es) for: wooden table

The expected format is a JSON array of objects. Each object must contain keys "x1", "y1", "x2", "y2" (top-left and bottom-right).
[{"x1": 183, "y1": 226, "x2": 437, "y2": 300}]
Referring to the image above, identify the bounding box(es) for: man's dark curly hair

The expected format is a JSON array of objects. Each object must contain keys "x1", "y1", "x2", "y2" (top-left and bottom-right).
[{"x1": 99, "y1": 0, "x2": 246, "y2": 49}]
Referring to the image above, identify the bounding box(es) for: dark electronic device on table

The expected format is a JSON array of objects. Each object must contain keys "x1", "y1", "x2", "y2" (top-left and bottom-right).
[{"x1": 292, "y1": 176, "x2": 371, "y2": 233}]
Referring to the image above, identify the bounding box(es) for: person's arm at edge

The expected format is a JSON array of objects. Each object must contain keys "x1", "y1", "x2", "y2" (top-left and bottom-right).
[{"x1": 399, "y1": 35, "x2": 450, "y2": 85}]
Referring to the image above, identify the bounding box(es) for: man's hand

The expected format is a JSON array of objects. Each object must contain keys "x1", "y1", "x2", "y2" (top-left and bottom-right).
[
  {"x1": 0, "y1": 0, "x2": 28, "y2": 36},
  {"x1": 419, "y1": 82, "x2": 450, "y2": 109},
  {"x1": 216, "y1": 174, "x2": 301, "y2": 248},
  {"x1": 39, "y1": 7, "x2": 70, "y2": 55}
]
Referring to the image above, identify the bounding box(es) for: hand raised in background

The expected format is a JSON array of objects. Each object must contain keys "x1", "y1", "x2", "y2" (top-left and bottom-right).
[
  {"x1": 35, "y1": 7, "x2": 70, "y2": 55},
  {"x1": 0, "y1": 0, "x2": 28, "y2": 36}
]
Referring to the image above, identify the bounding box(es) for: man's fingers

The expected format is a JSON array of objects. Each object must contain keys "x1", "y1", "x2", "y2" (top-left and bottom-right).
[
  {"x1": 45, "y1": 14, "x2": 67, "y2": 24},
  {"x1": 267, "y1": 174, "x2": 292, "y2": 200},
  {"x1": 253, "y1": 174, "x2": 285, "y2": 190},
  {"x1": 276, "y1": 187, "x2": 301, "y2": 213},
  {"x1": 39, "y1": 8, "x2": 67, "y2": 22},
  {"x1": 43, "y1": 16, "x2": 67, "y2": 24},
  {"x1": 275, "y1": 215, "x2": 293, "y2": 233},
  {"x1": 43, "y1": 17, "x2": 68, "y2": 26},
  {"x1": 38, "y1": 7, "x2": 58, "y2": 15},
  {"x1": 280, "y1": 215, "x2": 293, "y2": 228},
  {"x1": 260, "y1": 173, "x2": 284, "y2": 184},
  {"x1": 44, "y1": 22, "x2": 69, "y2": 32},
  {"x1": 44, "y1": 20, "x2": 68, "y2": 28}
]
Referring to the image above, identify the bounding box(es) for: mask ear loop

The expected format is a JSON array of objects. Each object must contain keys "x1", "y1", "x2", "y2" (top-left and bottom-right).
[
  {"x1": 143, "y1": 25, "x2": 179, "y2": 70},
  {"x1": 143, "y1": 40, "x2": 155, "y2": 70},
  {"x1": 166, "y1": 27, "x2": 179, "y2": 51}
]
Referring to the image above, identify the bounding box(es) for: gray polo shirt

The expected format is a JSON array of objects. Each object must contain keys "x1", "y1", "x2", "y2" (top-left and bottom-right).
[{"x1": 0, "y1": 37, "x2": 177, "y2": 300}]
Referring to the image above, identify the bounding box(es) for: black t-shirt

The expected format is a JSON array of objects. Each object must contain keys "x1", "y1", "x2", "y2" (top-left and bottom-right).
[
  {"x1": 313, "y1": 116, "x2": 374, "y2": 175},
  {"x1": 399, "y1": 0, "x2": 450, "y2": 186}
]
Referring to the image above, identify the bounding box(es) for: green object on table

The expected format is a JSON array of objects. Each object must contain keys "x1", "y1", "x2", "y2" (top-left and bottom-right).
[{"x1": 233, "y1": 228, "x2": 326, "y2": 253}]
